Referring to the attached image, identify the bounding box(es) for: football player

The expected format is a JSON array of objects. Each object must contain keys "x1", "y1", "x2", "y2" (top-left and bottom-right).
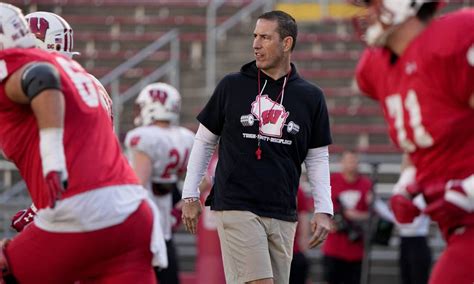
[
  {"x1": 353, "y1": 1, "x2": 474, "y2": 283},
  {"x1": 10, "y1": 11, "x2": 114, "y2": 233},
  {"x1": 125, "y1": 82, "x2": 194, "y2": 284},
  {"x1": 25, "y1": 11, "x2": 113, "y2": 122},
  {"x1": 0, "y1": 3, "x2": 166, "y2": 283}
]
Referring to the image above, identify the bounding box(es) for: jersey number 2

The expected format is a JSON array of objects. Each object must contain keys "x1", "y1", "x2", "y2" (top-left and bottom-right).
[
  {"x1": 385, "y1": 90, "x2": 433, "y2": 152},
  {"x1": 161, "y1": 148, "x2": 190, "y2": 178}
]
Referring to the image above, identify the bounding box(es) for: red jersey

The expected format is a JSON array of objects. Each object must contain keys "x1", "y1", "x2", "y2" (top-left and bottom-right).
[
  {"x1": 356, "y1": 10, "x2": 474, "y2": 202},
  {"x1": 0, "y1": 48, "x2": 138, "y2": 209},
  {"x1": 322, "y1": 173, "x2": 372, "y2": 261}
]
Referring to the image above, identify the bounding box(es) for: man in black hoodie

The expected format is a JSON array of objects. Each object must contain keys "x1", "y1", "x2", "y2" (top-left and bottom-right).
[{"x1": 181, "y1": 10, "x2": 333, "y2": 284}]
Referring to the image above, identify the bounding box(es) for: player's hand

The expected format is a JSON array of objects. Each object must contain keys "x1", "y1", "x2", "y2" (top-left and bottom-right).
[
  {"x1": 182, "y1": 198, "x2": 202, "y2": 234},
  {"x1": 45, "y1": 171, "x2": 67, "y2": 209},
  {"x1": 390, "y1": 182, "x2": 421, "y2": 224},
  {"x1": 309, "y1": 213, "x2": 331, "y2": 248},
  {"x1": 11, "y1": 204, "x2": 37, "y2": 232},
  {"x1": 425, "y1": 176, "x2": 474, "y2": 226},
  {"x1": 390, "y1": 194, "x2": 421, "y2": 224}
]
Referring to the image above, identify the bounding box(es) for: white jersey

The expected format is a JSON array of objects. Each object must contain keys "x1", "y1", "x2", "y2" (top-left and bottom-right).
[
  {"x1": 125, "y1": 125, "x2": 194, "y2": 240},
  {"x1": 125, "y1": 125, "x2": 195, "y2": 184}
]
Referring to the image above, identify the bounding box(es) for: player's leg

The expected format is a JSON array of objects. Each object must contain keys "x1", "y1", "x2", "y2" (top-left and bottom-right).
[
  {"x1": 429, "y1": 226, "x2": 474, "y2": 284},
  {"x1": 266, "y1": 217, "x2": 297, "y2": 284},
  {"x1": 78, "y1": 201, "x2": 157, "y2": 284},
  {"x1": 343, "y1": 260, "x2": 361, "y2": 284},
  {"x1": 215, "y1": 210, "x2": 274, "y2": 284},
  {"x1": 322, "y1": 255, "x2": 344, "y2": 284},
  {"x1": 399, "y1": 237, "x2": 412, "y2": 284},
  {"x1": 401, "y1": 236, "x2": 431, "y2": 284},
  {"x1": 289, "y1": 252, "x2": 309, "y2": 284},
  {"x1": 5, "y1": 223, "x2": 81, "y2": 283},
  {"x1": 155, "y1": 239, "x2": 180, "y2": 284},
  {"x1": 5, "y1": 201, "x2": 156, "y2": 284}
]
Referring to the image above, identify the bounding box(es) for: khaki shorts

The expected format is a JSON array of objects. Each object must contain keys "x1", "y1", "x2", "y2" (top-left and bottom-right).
[{"x1": 214, "y1": 210, "x2": 297, "y2": 284}]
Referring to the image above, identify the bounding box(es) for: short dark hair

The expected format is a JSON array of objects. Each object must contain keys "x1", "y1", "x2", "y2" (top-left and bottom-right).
[{"x1": 257, "y1": 10, "x2": 298, "y2": 51}]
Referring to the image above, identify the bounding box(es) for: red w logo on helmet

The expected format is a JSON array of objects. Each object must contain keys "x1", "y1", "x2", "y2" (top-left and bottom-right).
[
  {"x1": 149, "y1": 89, "x2": 168, "y2": 105},
  {"x1": 27, "y1": 17, "x2": 49, "y2": 42}
]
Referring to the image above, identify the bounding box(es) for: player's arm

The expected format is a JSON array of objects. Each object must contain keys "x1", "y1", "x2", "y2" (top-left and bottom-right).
[
  {"x1": 130, "y1": 150, "x2": 153, "y2": 187},
  {"x1": 344, "y1": 208, "x2": 370, "y2": 221},
  {"x1": 5, "y1": 62, "x2": 67, "y2": 208}
]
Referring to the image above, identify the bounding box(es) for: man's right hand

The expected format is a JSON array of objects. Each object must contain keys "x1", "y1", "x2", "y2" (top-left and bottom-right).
[
  {"x1": 11, "y1": 205, "x2": 37, "y2": 232},
  {"x1": 181, "y1": 198, "x2": 202, "y2": 234}
]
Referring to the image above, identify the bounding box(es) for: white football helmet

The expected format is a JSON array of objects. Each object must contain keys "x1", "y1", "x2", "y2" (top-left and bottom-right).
[
  {"x1": 134, "y1": 83, "x2": 181, "y2": 126},
  {"x1": 25, "y1": 11, "x2": 79, "y2": 58},
  {"x1": 0, "y1": 3, "x2": 36, "y2": 51},
  {"x1": 355, "y1": 0, "x2": 442, "y2": 46}
]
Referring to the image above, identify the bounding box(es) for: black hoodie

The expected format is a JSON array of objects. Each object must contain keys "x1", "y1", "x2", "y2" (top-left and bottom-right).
[{"x1": 198, "y1": 61, "x2": 332, "y2": 221}]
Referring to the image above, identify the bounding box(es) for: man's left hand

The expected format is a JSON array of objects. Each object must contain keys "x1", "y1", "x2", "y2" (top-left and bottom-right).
[
  {"x1": 309, "y1": 213, "x2": 332, "y2": 248},
  {"x1": 425, "y1": 176, "x2": 474, "y2": 225}
]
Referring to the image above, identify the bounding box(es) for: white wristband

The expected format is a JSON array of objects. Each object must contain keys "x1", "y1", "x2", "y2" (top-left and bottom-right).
[{"x1": 39, "y1": 128, "x2": 68, "y2": 180}]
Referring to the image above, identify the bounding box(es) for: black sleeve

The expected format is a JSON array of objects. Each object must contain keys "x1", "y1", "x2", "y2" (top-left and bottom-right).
[
  {"x1": 21, "y1": 62, "x2": 61, "y2": 101},
  {"x1": 309, "y1": 90, "x2": 332, "y2": 148},
  {"x1": 196, "y1": 77, "x2": 228, "y2": 135}
]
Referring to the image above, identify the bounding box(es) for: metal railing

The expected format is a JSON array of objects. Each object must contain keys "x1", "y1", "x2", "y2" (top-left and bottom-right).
[
  {"x1": 205, "y1": 0, "x2": 275, "y2": 93},
  {"x1": 100, "y1": 29, "x2": 180, "y2": 134}
]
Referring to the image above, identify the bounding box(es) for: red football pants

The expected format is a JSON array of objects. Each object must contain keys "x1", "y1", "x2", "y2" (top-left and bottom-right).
[
  {"x1": 429, "y1": 225, "x2": 474, "y2": 284},
  {"x1": 5, "y1": 201, "x2": 157, "y2": 284}
]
